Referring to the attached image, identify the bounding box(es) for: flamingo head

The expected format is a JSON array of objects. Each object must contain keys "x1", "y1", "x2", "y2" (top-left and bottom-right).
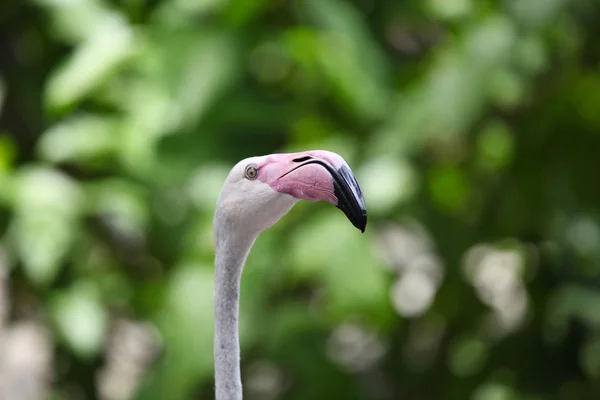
[{"x1": 215, "y1": 150, "x2": 367, "y2": 237}]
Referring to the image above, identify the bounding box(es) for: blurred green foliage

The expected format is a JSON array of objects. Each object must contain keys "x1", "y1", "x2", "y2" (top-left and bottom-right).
[{"x1": 2, "y1": 0, "x2": 600, "y2": 399}]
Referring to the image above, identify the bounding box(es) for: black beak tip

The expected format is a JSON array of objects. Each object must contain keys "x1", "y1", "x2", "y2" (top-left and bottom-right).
[
  {"x1": 357, "y1": 212, "x2": 367, "y2": 233},
  {"x1": 336, "y1": 204, "x2": 367, "y2": 233},
  {"x1": 331, "y1": 164, "x2": 368, "y2": 234}
]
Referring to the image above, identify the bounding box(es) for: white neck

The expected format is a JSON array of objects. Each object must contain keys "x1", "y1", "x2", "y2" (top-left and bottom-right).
[
  {"x1": 212, "y1": 180, "x2": 298, "y2": 400},
  {"x1": 213, "y1": 220, "x2": 256, "y2": 400}
]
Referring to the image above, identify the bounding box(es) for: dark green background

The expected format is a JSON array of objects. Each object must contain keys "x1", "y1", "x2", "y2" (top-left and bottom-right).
[{"x1": 1, "y1": 0, "x2": 600, "y2": 399}]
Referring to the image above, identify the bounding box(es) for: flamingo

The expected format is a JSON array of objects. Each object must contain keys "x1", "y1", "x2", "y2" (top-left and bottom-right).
[{"x1": 213, "y1": 150, "x2": 367, "y2": 400}]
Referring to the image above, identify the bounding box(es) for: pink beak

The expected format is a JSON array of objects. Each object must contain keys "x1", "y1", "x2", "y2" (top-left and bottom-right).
[{"x1": 257, "y1": 150, "x2": 367, "y2": 232}]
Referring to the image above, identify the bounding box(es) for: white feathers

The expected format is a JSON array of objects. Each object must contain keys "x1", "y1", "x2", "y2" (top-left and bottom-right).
[{"x1": 214, "y1": 156, "x2": 298, "y2": 238}]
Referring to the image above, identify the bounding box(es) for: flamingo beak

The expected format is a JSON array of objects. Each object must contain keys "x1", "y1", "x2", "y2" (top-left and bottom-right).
[{"x1": 258, "y1": 151, "x2": 367, "y2": 233}]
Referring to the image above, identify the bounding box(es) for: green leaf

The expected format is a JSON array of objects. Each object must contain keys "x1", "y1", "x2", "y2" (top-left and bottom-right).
[
  {"x1": 472, "y1": 382, "x2": 517, "y2": 400},
  {"x1": 301, "y1": 0, "x2": 391, "y2": 122},
  {"x1": 580, "y1": 336, "x2": 600, "y2": 380},
  {"x1": 476, "y1": 119, "x2": 515, "y2": 172},
  {"x1": 169, "y1": 0, "x2": 226, "y2": 14},
  {"x1": 488, "y1": 69, "x2": 524, "y2": 108},
  {"x1": 136, "y1": 264, "x2": 214, "y2": 400},
  {"x1": 428, "y1": 165, "x2": 469, "y2": 213},
  {"x1": 289, "y1": 213, "x2": 391, "y2": 325},
  {"x1": 507, "y1": 0, "x2": 569, "y2": 28},
  {"x1": 358, "y1": 156, "x2": 418, "y2": 215},
  {"x1": 34, "y1": 0, "x2": 115, "y2": 43},
  {"x1": 515, "y1": 35, "x2": 548, "y2": 75},
  {"x1": 51, "y1": 280, "x2": 108, "y2": 359},
  {"x1": 548, "y1": 284, "x2": 600, "y2": 329},
  {"x1": 37, "y1": 113, "x2": 119, "y2": 165},
  {"x1": 448, "y1": 335, "x2": 488, "y2": 377},
  {"x1": 426, "y1": 0, "x2": 473, "y2": 20},
  {"x1": 0, "y1": 135, "x2": 16, "y2": 173},
  {"x1": 84, "y1": 178, "x2": 150, "y2": 237},
  {"x1": 45, "y1": 15, "x2": 136, "y2": 111},
  {"x1": 11, "y1": 166, "x2": 83, "y2": 286},
  {"x1": 172, "y1": 33, "x2": 240, "y2": 130},
  {"x1": 186, "y1": 164, "x2": 231, "y2": 211}
]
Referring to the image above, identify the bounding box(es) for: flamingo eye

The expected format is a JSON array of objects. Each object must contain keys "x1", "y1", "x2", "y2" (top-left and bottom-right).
[{"x1": 245, "y1": 164, "x2": 258, "y2": 180}]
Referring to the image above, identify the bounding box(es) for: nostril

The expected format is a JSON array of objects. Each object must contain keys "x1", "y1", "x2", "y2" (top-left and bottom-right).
[{"x1": 292, "y1": 156, "x2": 313, "y2": 162}]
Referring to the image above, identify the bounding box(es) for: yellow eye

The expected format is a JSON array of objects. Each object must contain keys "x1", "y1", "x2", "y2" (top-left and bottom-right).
[{"x1": 245, "y1": 164, "x2": 258, "y2": 180}]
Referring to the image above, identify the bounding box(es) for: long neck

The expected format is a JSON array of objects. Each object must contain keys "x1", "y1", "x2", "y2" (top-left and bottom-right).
[{"x1": 214, "y1": 222, "x2": 255, "y2": 400}]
